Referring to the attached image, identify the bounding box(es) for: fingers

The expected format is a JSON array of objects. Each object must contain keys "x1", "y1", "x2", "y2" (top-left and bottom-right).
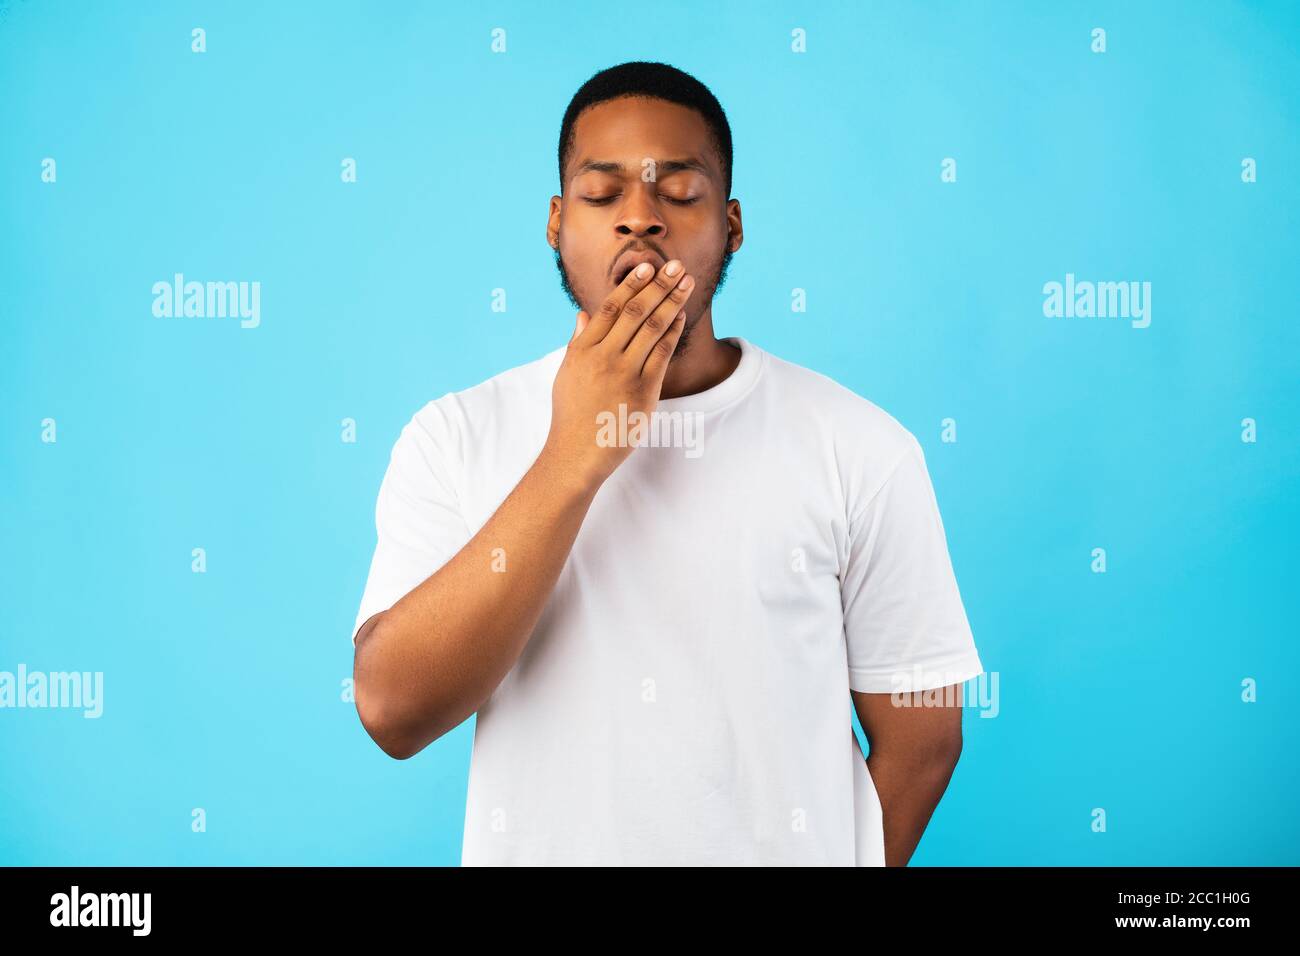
[
  {"x1": 602, "y1": 261, "x2": 691, "y2": 353},
  {"x1": 641, "y1": 309, "x2": 686, "y2": 383},
  {"x1": 572, "y1": 261, "x2": 657, "y2": 349},
  {"x1": 625, "y1": 274, "x2": 694, "y2": 365}
]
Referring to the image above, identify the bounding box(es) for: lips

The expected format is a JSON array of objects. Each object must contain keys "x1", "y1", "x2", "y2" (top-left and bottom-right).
[{"x1": 612, "y1": 250, "x2": 665, "y2": 285}]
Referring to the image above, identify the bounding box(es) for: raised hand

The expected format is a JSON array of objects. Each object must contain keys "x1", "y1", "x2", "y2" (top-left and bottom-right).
[{"x1": 544, "y1": 259, "x2": 696, "y2": 490}]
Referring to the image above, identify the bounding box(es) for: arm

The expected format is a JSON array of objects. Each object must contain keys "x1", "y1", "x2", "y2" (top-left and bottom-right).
[
  {"x1": 353, "y1": 260, "x2": 697, "y2": 760},
  {"x1": 851, "y1": 686, "x2": 965, "y2": 866}
]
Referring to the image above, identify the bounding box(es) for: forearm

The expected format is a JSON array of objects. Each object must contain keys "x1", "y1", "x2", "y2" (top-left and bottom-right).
[
  {"x1": 354, "y1": 446, "x2": 599, "y2": 759},
  {"x1": 866, "y1": 743, "x2": 962, "y2": 866}
]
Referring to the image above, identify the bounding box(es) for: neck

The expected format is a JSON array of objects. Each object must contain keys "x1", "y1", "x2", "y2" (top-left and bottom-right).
[{"x1": 659, "y1": 305, "x2": 742, "y2": 400}]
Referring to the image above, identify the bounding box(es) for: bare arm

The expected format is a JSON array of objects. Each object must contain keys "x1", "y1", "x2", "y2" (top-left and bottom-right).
[
  {"x1": 851, "y1": 686, "x2": 965, "y2": 866},
  {"x1": 352, "y1": 453, "x2": 598, "y2": 759},
  {"x1": 353, "y1": 259, "x2": 697, "y2": 759}
]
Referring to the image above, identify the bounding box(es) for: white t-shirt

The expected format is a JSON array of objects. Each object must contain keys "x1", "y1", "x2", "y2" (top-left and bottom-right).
[{"x1": 352, "y1": 336, "x2": 984, "y2": 866}]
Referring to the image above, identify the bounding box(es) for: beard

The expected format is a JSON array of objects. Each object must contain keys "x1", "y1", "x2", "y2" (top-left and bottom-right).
[{"x1": 553, "y1": 242, "x2": 733, "y2": 360}]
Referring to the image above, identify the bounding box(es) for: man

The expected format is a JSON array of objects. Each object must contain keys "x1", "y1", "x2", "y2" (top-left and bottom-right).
[{"x1": 351, "y1": 61, "x2": 984, "y2": 866}]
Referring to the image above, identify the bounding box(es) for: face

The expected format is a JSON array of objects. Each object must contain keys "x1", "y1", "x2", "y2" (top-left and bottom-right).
[{"x1": 548, "y1": 95, "x2": 741, "y2": 357}]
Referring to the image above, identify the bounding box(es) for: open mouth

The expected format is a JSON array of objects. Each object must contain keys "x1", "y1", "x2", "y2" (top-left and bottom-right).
[{"x1": 613, "y1": 253, "x2": 664, "y2": 286}]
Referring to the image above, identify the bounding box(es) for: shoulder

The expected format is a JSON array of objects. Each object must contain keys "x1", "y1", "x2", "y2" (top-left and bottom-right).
[
  {"x1": 752, "y1": 344, "x2": 926, "y2": 517},
  {"x1": 407, "y1": 346, "x2": 564, "y2": 438},
  {"x1": 388, "y1": 346, "x2": 564, "y2": 469},
  {"x1": 758, "y1": 346, "x2": 921, "y2": 459}
]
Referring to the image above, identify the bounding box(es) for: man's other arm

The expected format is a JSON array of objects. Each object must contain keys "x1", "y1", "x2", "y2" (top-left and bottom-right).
[{"x1": 851, "y1": 686, "x2": 965, "y2": 866}]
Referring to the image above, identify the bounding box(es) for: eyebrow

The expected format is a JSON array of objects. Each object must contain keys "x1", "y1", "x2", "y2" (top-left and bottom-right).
[{"x1": 573, "y1": 158, "x2": 712, "y2": 180}]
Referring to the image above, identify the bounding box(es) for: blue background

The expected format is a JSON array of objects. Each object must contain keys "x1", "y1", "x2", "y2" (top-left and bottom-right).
[{"x1": 2, "y1": 0, "x2": 1297, "y2": 865}]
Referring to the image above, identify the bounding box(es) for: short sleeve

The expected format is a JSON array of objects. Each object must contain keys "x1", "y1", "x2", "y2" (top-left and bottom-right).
[
  {"x1": 351, "y1": 402, "x2": 472, "y2": 647},
  {"x1": 841, "y1": 435, "x2": 984, "y2": 693}
]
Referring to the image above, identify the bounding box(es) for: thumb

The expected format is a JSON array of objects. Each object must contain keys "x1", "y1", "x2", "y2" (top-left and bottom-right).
[{"x1": 571, "y1": 309, "x2": 589, "y2": 342}]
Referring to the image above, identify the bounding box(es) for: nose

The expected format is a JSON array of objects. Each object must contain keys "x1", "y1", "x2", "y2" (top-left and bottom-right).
[{"x1": 615, "y1": 182, "x2": 666, "y2": 238}]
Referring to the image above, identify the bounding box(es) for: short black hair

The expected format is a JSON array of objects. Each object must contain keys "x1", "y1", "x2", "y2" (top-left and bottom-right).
[{"x1": 558, "y1": 61, "x2": 733, "y2": 198}]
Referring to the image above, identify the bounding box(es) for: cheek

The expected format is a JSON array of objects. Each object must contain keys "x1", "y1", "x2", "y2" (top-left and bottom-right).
[
  {"x1": 558, "y1": 234, "x2": 598, "y2": 277},
  {"x1": 683, "y1": 215, "x2": 727, "y2": 262},
  {"x1": 684, "y1": 240, "x2": 723, "y2": 284}
]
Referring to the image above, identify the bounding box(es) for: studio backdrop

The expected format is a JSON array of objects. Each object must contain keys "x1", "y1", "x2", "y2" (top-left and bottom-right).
[{"x1": 2, "y1": 0, "x2": 1297, "y2": 865}]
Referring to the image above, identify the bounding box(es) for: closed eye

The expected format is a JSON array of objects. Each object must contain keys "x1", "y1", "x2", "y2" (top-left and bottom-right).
[{"x1": 583, "y1": 195, "x2": 699, "y2": 206}]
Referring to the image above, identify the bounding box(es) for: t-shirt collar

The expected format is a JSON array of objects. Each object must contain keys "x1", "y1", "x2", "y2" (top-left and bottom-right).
[{"x1": 654, "y1": 336, "x2": 764, "y2": 416}]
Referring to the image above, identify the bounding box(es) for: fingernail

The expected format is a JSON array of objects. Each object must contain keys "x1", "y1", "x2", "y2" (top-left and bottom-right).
[
  {"x1": 635, "y1": 263, "x2": 652, "y2": 279},
  {"x1": 678, "y1": 276, "x2": 693, "y2": 290},
  {"x1": 664, "y1": 260, "x2": 682, "y2": 276}
]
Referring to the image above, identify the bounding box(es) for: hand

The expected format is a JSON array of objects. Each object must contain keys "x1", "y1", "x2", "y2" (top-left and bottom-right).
[{"x1": 542, "y1": 259, "x2": 696, "y2": 492}]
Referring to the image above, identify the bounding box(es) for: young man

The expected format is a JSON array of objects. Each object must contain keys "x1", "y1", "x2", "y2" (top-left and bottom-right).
[{"x1": 351, "y1": 62, "x2": 984, "y2": 866}]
